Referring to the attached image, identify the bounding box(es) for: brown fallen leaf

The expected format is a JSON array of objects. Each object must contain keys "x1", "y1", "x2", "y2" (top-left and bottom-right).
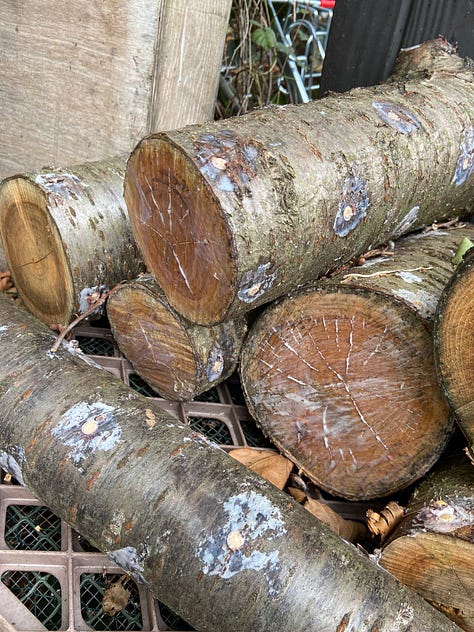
[
  {"x1": 102, "y1": 575, "x2": 131, "y2": 615},
  {"x1": 304, "y1": 497, "x2": 368, "y2": 542},
  {"x1": 229, "y1": 447, "x2": 293, "y2": 489},
  {"x1": 0, "y1": 271, "x2": 13, "y2": 292}
]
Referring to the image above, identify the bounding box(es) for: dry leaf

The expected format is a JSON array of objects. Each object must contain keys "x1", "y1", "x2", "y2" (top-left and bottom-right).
[
  {"x1": 102, "y1": 575, "x2": 131, "y2": 615},
  {"x1": 304, "y1": 497, "x2": 368, "y2": 542},
  {"x1": 287, "y1": 486, "x2": 307, "y2": 504},
  {"x1": 229, "y1": 447, "x2": 293, "y2": 489}
]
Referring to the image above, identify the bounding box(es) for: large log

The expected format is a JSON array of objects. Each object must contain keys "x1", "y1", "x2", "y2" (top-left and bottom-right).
[
  {"x1": 379, "y1": 452, "x2": 474, "y2": 631},
  {"x1": 239, "y1": 225, "x2": 474, "y2": 500},
  {"x1": 434, "y1": 246, "x2": 474, "y2": 460},
  {"x1": 0, "y1": 294, "x2": 460, "y2": 631},
  {"x1": 0, "y1": 157, "x2": 145, "y2": 326},
  {"x1": 106, "y1": 274, "x2": 247, "y2": 401},
  {"x1": 124, "y1": 39, "x2": 474, "y2": 326},
  {"x1": 0, "y1": 0, "x2": 232, "y2": 179}
]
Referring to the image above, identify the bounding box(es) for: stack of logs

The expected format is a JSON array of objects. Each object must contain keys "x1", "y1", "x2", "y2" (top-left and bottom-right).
[{"x1": 0, "y1": 39, "x2": 473, "y2": 631}]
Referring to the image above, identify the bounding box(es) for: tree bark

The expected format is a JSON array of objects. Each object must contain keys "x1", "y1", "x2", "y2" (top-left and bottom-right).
[
  {"x1": 0, "y1": 157, "x2": 146, "y2": 326},
  {"x1": 434, "y1": 246, "x2": 474, "y2": 460},
  {"x1": 0, "y1": 0, "x2": 232, "y2": 179},
  {"x1": 0, "y1": 294, "x2": 460, "y2": 632},
  {"x1": 124, "y1": 39, "x2": 474, "y2": 326},
  {"x1": 240, "y1": 225, "x2": 474, "y2": 500},
  {"x1": 106, "y1": 274, "x2": 247, "y2": 401},
  {"x1": 379, "y1": 453, "x2": 474, "y2": 631}
]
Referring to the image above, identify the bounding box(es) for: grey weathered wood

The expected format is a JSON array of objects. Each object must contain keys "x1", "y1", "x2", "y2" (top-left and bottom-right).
[
  {"x1": 0, "y1": 0, "x2": 232, "y2": 179},
  {"x1": 0, "y1": 294, "x2": 460, "y2": 631}
]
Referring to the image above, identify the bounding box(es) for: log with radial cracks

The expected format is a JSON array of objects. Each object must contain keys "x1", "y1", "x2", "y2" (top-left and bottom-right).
[
  {"x1": 0, "y1": 295, "x2": 461, "y2": 632},
  {"x1": 240, "y1": 226, "x2": 474, "y2": 500},
  {"x1": 124, "y1": 39, "x2": 474, "y2": 326},
  {"x1": 379, "y1": 453, "x2": 474, "y2": 631},
  {"x1": 106, "y1": 274, "x2": 247, "y2": 401},
  {"x1": 435, "y1": 246, "x2": 474, "y2": 459},
  {"x1": 0, "y1": 156, "x2": 145, "y2": 326}
]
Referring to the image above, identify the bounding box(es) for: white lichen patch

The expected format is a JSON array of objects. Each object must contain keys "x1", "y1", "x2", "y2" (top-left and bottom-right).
[
  {"x1": 0, "y1": 324, "x2": 10, "y2": 336},
  {"x1": 395, "y1": 271, "x2": 423, "y2": 284},
  {"x1": 238, "y1": 263, "x2": 277, "y2": 304},
  {"x1": 413, "y1": 499, "x2": 474, "y2": 534},
  {"x1": 51, "y1": 401, "x2": 121, "y2": 465},
  {"x1": 0, "y1": 449, "x2": 25, "y2": 485},
  {"x1": 392, "y1": 206, "x2": 420, "y2": 238},
  {"x1": 196, "y1": 490, "x2": 286, "y2": 597},
  {"x1": 107, "y1": 546, "x2": 147, "y2": 586},
  {"x1": 391, "y1": 287, "x2": 438, "y2": 320}
]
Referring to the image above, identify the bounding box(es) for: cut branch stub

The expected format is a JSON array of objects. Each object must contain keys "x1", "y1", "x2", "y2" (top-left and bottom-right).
[
  {"x1": 240, "y1": 285, "x2": 451, "y2": 500},
  {"x1": 106, "y1": 275, "x2": 247, "y2": 401},
  {"x1": 0, "y1": 157, "x2": 145, "y2": 326},
  {"x1": 124, "y1": 39, "x2": 474, "y2": 325},
  {"x1": 434, "y1": 246, "x2": 474, "y2": 458}
]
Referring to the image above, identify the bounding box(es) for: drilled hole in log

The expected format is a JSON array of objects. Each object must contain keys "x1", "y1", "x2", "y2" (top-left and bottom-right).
[
  {"x1": 0, "y1": 178, "x2": 74, "y2": 324},
  {"x1": 241, "y1": 287, "x2": 451, "y2": 500},
  {"x1": 125, "y1": 138, "x2": 236, "y2": 324}
]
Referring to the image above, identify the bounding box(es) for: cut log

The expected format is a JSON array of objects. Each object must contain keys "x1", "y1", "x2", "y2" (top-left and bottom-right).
[
  {"x1": 434, "y1": 246, "x2": 474, "y2": 460},
  {"x1": 240, "y1": 225, "x2": 474, "y2": 500},
  {"x1": 0, "y1": 294, "x2": 461, "y2": 632},
  {"x1": 0, "y1": 157, "x2": 146, "y2": 326},
  {"x1": 124, "y1": 38, "x2": 474, "y2": 326},
  {"x1": 0, "y1": 0, "x2": 232, "y2": 179},
  {"x1": 379, "y1": 453, "x2": 474, "y2": 631},
  {"x1": 106, "y1": 274, "x2": 247, "y2": 401}
]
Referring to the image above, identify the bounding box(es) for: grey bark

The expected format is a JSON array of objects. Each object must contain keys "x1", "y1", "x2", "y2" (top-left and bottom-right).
[
  {"x1": 124, "y1": 39, "x2": 474, "y2": 326},
  {"x1": 0, "y1": 294, "x2": 460, "y2": 631}
]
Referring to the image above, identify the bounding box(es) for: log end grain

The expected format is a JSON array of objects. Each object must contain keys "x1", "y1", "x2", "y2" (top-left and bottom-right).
[
  {"x1": 380, "y1": 533, "x2": 474, "y2": 632},
  {"x1": 0, "y1": 176, "x2": 75, "y2": 325},
  {"x1": 107, "y1": 276, "x2": 246, "y2": 401},
  {"x1": 125, "y1": 136, "x2": 236, "y2": 325},
  {"x1": 435, "y1": 249, "x2": 474, "y2": 457},
  {"x1": 240, "y1": 286, "x2": 452, "y2": 500}
]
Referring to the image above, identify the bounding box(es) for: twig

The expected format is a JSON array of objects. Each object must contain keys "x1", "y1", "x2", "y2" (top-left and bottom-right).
[{"x1": 50, "y1": 282, "x2": 125, "y2": 353}]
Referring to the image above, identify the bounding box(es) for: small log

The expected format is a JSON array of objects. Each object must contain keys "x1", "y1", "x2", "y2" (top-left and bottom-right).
[
  {"x1": 124, "y1": 39, "x2": 474, "y2": 325},
  {"x1": 0, "y1": 294, "x2": 460, "y2": 632},
  {"x1": 106, "y1": 274, "x2": 247, "y2": 400},
  {"x1": 434, "y1": 246, "x2": 474, "y2": 460},
  {"x1": 240, "y1": 226, "x2": 474, "y2": 500},
  {"x1": 379, "y1": 453, "x2": 474, "y2": 631},
  {"x1": 0, "y1": 157, "x2": 145, "y2": 326}
]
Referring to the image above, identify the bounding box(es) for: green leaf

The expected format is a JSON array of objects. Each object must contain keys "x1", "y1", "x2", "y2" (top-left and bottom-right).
[
  {"x1": 451, "y1": 237, "x2": 474, "y2": 267},
  {"x1": 252, "y1": 26, "x2": 277, "y2": 51}
]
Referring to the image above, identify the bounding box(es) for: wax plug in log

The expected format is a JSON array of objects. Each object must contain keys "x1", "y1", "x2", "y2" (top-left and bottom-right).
[
  {"x1": 240, "y1": 225, "x2": 474, "y2": 501},
  {"x1": 0, "y1": 157, "x2": 145, "y2": 326},
  {"x1": 378, "y1": 452, "x2": 474, "y2": 631},
  {"x1": 124, "y1": 39, "x2": 474, "y2": 326},
  {"x1": 0, "y1": 294, "x2": 461, "y2": 632},
  {"x1": 435, "y1": 245, "x2": 474, "y2": 461},
  {"x1": 106, "y1": 274, "x2": 247, "y2": 400}
]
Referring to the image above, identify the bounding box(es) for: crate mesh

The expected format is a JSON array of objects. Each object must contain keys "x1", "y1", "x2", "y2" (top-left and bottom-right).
[
  {"x1": 1, "y1": 570, "x2": 62, "y2": 630},
  {"x1": 5, "y1": 504, "x2": 62, "y2": 551},
  {"x1": 76, "y1": 335, "x2": 116, "y2": 356},
  {"x1": 129, "y1": 373, "x2": 161, "y2": 397},
  {"x1": 80, "y1": 573, "x2": 143, "y2": 630},
  {"x1": 188, "y1": 417, "x2": 233, "y2": 444}
]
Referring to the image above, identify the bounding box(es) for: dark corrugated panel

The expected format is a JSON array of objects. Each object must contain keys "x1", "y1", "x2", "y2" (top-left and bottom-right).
[
  {"x1": 320, "y1": 0, "x2": 473, "y2": 95},
  {"x1": 320, "y1": 0, "x2": 413, "y2": 95},
  {"x1": 402, "y1": 0, "x2": 474, "y2": 58}
]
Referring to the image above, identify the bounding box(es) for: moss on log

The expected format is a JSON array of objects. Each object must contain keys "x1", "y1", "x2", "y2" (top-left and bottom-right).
[
  {"x1": 0, "y1": 294, "x2": 461, "y2": 631},
  {"x1": 107, "y1": 274, "x2": 246, "y2": 400},
  {"x1": 434, "y1": 246, "x2": 474, "y2": 460},
  {"x1": 124, "y1": 39, "x2": 474, "y2": 325},
  {"x1": 0, "y1": 157, "x2": 145, "y2": 326},
  {"x1": 240, "y1": 226, "x2": 474, "y2": 500}
]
